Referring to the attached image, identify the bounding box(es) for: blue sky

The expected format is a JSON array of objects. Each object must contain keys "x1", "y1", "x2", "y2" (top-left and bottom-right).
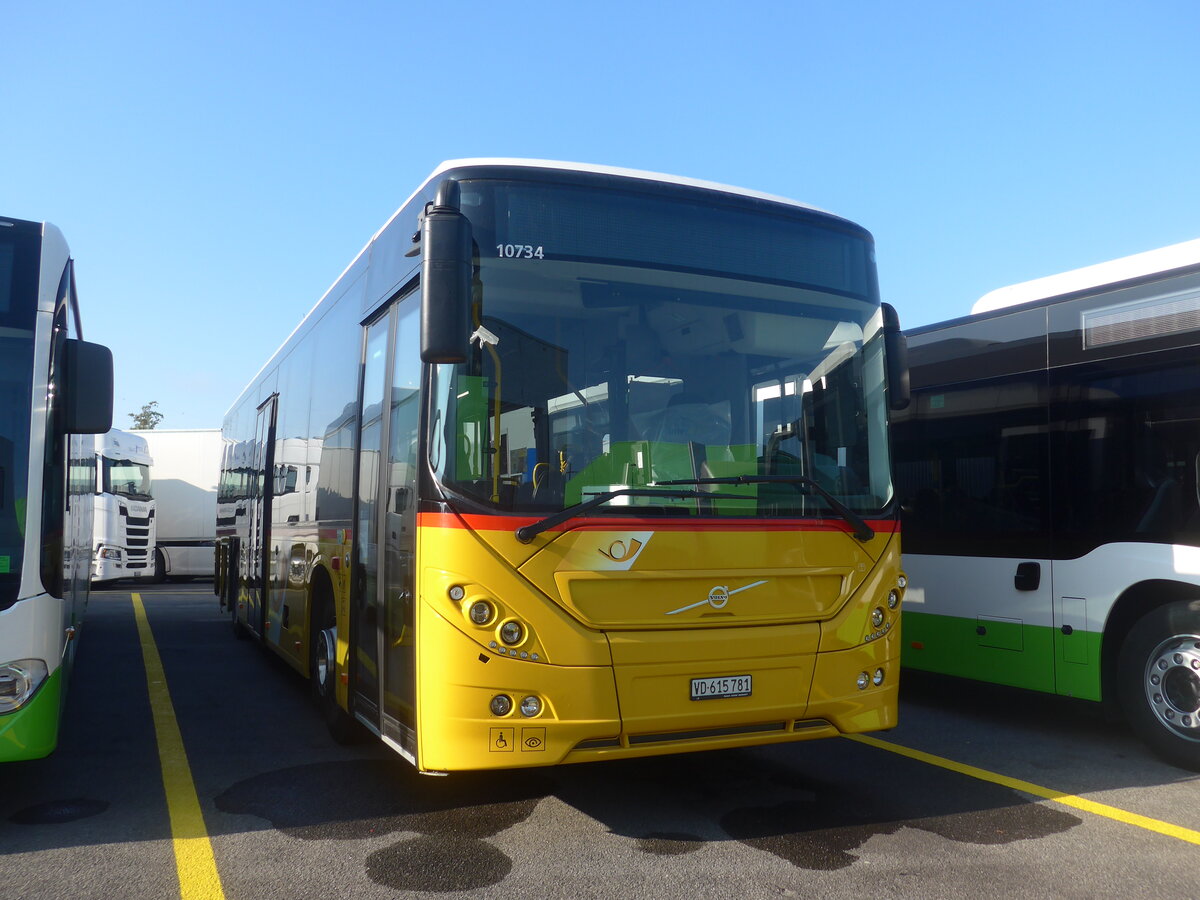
[{"x1": 5, "y1": 1, "x2": 1198, "y2": 428}]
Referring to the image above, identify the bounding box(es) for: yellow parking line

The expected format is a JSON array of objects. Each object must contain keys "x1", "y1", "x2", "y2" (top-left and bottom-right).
[
  {"x1": 847, "y1": 733, "x2": 1200, "y2": 846},
  {"x1": 133, "y1": 593, "x2": 227, "y2": 900}
]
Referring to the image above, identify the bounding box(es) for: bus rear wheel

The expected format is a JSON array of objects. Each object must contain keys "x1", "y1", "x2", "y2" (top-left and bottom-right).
[
  {"x1": 1118, "y1": 599, "x2": 1200, "y2": 770},
  {"x1": 310, "y1": 593, "x2": 360, "y2": 744}
]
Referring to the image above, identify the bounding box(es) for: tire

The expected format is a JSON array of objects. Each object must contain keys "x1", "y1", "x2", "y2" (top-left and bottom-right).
[
  {"x1": 1117, "y1": 599, "x2": 1200, "y2": 770},
  {"x1": 310, "y1": 590, "x2": 361, "y2": 744},
  {"x1": 150, "y1": 549, "x2": 166, "y2": 584}
]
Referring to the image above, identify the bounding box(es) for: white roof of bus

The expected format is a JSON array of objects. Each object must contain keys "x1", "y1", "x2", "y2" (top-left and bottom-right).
[
  {"x1": 972, "y1": 237, "x2": 1200, "y2": 314},
  {"x1": 367, "y1": 159, "x2": 831, "y2": 253},
  {"x1": 435, "y1": 158, "x2": 826, "y2": 210},
  {"x1": 366, "y1": 158, "x2": 831, "y2": 250}
]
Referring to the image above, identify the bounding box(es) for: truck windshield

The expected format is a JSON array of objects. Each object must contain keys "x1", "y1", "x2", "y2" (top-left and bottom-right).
[
  {"x1": 103, "y1": 458, "x2": 152, "y2": 500},
  {"x1": 0, "y1": 230, "x2": 37, "y2": 609},
  {"x1": 430, "y1": 177, "x2": 893, "y2": 519}
]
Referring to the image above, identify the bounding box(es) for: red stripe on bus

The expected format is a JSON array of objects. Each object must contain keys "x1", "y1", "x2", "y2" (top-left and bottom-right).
[{"x1": 416, "y1": 511, "x2": 897, "y2": 535}]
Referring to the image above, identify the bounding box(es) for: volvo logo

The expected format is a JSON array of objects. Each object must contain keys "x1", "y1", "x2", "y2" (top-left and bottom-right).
[{"x1": 666, "y1": 580, "x2": 768, "y2": 616}]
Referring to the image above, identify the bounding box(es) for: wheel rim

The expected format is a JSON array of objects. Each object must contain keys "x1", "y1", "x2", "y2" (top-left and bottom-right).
[
  {"x1": 1144, "y1": 633, "x2": 1200, "y2": 739},
  {"x1": 317, "y1": 627, "x2": 337, "y2": 696}
]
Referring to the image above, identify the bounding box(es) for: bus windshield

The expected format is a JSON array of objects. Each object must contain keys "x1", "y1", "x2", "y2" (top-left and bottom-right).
[
  {"x1": 102, "y1": 457, "x2": 152, "y2": 500},
  {"x1": 431, "y1": 178, "x2": 893, "y2": 519},
  {"x1": 0, "y1": 233, "x2": 37, "y2": 609}
]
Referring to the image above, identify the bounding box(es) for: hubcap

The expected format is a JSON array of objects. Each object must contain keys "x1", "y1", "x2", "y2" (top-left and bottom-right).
[
  {"x1": 317, "y1": 627, "x2": 336, "y2": 695},
  {"x1": 1144, "y1": 635, "x2": 1200, "y2": 737}
]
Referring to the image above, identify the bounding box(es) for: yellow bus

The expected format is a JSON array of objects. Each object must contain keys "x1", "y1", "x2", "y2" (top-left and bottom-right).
[{"x1": 216, "y1": 160, "x2": 910, "y2": 773}]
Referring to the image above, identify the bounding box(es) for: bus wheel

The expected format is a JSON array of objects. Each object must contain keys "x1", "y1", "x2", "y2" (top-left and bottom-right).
[
  {"x1": 1118, "y1": 599, "x2": 1200, "y2": 770},
  {"x1": 310, "y1": 600, "x2": 360, "y2": 744}
]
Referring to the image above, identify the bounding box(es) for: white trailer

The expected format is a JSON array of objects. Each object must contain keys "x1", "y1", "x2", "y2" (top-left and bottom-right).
[
  {"x1": 131, "y1": 428, "x2": 222, "y2": 580},
  {"x1": 92, "y1": 429, "x2": 156, "y2": 583}
]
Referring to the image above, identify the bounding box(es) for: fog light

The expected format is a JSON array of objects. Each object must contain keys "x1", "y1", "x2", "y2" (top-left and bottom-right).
[
  {"x1": 519, "y1": 695, "x2": 542, "y2": 717},
  {"x1": 887, "y1": 590, "x2": 900, "y2": 610},
  {"x1": 873, "y1": 668, "x2": 885, "y2": 686},
  {"x1": 856, "y1": 672, "x2": 870, "y2": 691},
  {"x1": 448, "y1": 585, "x2": 466, "y2": 602},
  {"x1": 500, "y1": 620, "x2": 524, "y2": 646},
  {"x1": 489, "y1": 694, "x2": 513, "y2": 716},
  {"x1": 871, "y1": 607, "x2": 885, "y2": 628},
  {"x1": 469, "y1": 600, "x2": 493, "y2": 625}
]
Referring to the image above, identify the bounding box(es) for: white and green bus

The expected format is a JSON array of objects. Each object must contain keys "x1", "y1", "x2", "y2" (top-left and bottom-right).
[
  {"x1": 0, "y1": 216, "x2": 112, "y2": 761},
  {"x1": 895, "y1": 238, "x2": 1200, "y2": 769}
]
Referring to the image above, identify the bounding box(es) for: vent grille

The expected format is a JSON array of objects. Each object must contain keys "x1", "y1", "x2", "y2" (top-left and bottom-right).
[{"x1": 1083, "y1": 289, "x2": 1200, "y2": 349}]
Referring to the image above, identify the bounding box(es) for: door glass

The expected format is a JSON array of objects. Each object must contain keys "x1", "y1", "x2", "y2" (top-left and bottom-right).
[
  {"x1": 382, "y1": 299, "x2": 420, "y2": 730},
  {"x1": 353, "y1": 317, "x2": 389, "y2": 712}
]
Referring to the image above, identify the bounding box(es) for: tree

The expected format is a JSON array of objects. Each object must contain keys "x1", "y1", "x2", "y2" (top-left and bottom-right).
[{"x1": 129, "y1": 401, "x2": 164, "y2": 430}]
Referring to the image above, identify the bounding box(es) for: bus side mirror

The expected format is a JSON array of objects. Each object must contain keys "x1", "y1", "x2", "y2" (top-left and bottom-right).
[
  {"x1": 420, "y1": 180, "x2": 473, "y2": 364},
  {"x1": 62, "y1": 338, "x2": 114, "y2": 435},
  {"x1": 882, "y1": 303, "x2": 910, "y2": 411}
]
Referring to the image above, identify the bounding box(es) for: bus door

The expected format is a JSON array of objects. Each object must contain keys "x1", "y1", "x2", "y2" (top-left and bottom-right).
[
  {"x1": 352, "y1": 315, "x2": 389, "y2": 727},
  {"x1": 380, "y1": 297, "x2": 420, "y2": 757},
  {"x1": 351, "y1": 294, "x2": 421, "y2": 757},
  {"x1": 247, "y1": 394, "x2": 277, "y2": 636}
]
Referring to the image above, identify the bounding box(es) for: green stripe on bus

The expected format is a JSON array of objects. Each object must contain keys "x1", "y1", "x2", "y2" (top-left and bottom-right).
[
  {"x1": 901, "y1": 610, "x2": 1103, "y2": 701},
  {"x1": 0, "y1": 668, "x2": 63, "y2": 762}
]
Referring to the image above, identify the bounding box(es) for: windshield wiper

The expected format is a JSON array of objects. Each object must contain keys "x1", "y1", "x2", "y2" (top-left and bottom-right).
[
  {"x1": 653, "y1": 475, "x2": 875, "y2": 542},
  {"x1": 514, "y1": 487, "x2": 751, "y2": 544}
]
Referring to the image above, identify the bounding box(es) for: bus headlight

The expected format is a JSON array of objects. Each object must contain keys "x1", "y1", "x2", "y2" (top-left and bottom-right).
[
  {"x1": 468, "y1": 600, "x2": 494, "y2": 625},
  {"x1": 519, "y1": 696, "x2": 542, "y2": 717},
  {"x1": 871, "y1": 607, "x2": 886, "y2": 628},
  {"x1": 500, "y1": 620, "x2": 524, "y2": 646},
  {"x1": 448, "y1": 585, "x2": 466, "y2": 602},
  {"x1": 489, "y1": 694, "x2": 513, "y2": 716},
  {"x1": 887, "y1": 590, "x2": 900, "y2": 610},
  {"x1": 0, "y1": 659, "x2": 49, "y2": 713}
]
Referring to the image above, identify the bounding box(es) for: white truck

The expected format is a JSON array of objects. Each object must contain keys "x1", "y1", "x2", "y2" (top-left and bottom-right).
[
  {"x1": 131, "y1": 428, "x2": 222, "y2": 581},
  {"x1": 92, "y1": 429, "x2": 156, "y2": 583}
]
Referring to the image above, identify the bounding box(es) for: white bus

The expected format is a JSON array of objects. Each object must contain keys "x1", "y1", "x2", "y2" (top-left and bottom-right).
[
  {"x1": 92, "y1": 428, "x2": 155, "y2": 583},
  {"x1": 0, "y1": 215, "x2": 112, "y2": 761},
  {"x1": 894, "y1": 238, "x2": 1200, "y2": 768}
]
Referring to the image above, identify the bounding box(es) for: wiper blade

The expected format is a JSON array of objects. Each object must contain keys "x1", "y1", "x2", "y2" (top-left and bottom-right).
[
  {"x1": 514, "y1": 487, "x2": 749, "y2": 544},
  {"x1": 653, "y1": 475, "x2": 875, "y2": 542}
]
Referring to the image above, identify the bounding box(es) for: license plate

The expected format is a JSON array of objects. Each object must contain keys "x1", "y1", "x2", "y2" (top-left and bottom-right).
[{"x1": 690, "y1": 674, "x2": 752, "y2": 700}]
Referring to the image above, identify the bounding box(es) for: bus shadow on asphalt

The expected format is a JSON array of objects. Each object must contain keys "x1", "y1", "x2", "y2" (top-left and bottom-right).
[{"x1": 212, "y1": 739, "x2": 1079, "y2": 892}]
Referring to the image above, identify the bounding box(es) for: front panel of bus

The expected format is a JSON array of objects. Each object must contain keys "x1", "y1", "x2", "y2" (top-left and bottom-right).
[
  {"x1": 388, "y1": 172, "x2": 905, "y2": 770},
  {"x1": 0, "y1": 218, "x2": 96, "y2": 761}
]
